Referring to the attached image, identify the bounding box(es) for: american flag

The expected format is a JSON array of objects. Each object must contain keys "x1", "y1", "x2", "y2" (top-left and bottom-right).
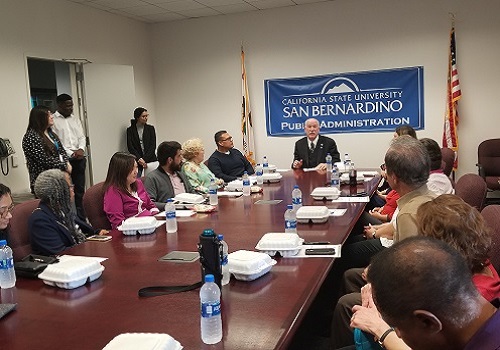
[
  {"x1": 442, "y1": 26, "x2": 461, "y2": 170},
  {"x1": 241, "y1": 47, "x2": 256, "y2": 166}
]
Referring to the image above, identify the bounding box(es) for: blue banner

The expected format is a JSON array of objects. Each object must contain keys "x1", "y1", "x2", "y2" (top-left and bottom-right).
[{"x1": 264, "y1": 66, "x2": 424, "y2": 136}]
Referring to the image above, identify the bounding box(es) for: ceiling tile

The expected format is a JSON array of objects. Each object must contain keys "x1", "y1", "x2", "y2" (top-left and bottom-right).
[
  {"x1": 91, "y1": 0, "x2": 146, "y2": 9},
  {"x1": 120, "y1": 4, "x2": 166, "y2": 15},
  {"x1": 141, "y1": 11, "x2": 187, "y2": 21},
  {"x1": 196, "y1": 0, "x2": 245, "y2": 6},
  {"x1": 247, "y1": 0, "x2": 295, "y2": 9},
  {"x1": 213, "y1": 3, "x2": 258, "y2": 14},
  {"x1": 156, "y1": 0, "x2": 206, "y2": 11},
  {"x1": 176, "y1": 7, "x2": 222, "y2": 17}
]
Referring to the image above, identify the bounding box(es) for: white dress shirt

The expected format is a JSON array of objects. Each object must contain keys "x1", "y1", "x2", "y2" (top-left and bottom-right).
[{"x1": 52, "y1": 111, "x2": 86, "y2": 157}]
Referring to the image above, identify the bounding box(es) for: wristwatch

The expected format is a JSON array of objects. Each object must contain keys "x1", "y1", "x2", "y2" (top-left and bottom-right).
[{"x1": 377, "y1": 327, "x2": 395, "y2": 346}]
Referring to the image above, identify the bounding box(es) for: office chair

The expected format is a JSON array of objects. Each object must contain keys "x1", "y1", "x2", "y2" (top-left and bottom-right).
[
  {"x1": 83, "y1": 181, "x2": 111, "y2": 230},
  {"x1": 481, "y1": 204, "x2": 500, "y2": 272},
  {"x1": 440, "y1": 147, "x2": 455, "y2": 177},
  {"x1": 477, "y1": 139, "x2": 500, "y2": 192},
  {"x1": 455, "y1": 174, "x2": 487, "y2": 211},
  {"x1": 9, "y1": 199, "x2": 40, "y2": 261}
]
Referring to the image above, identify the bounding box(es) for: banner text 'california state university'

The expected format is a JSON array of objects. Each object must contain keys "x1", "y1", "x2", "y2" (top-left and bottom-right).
[{"x1": 264, "y1": 67, "x2": 424, "y2": 136}]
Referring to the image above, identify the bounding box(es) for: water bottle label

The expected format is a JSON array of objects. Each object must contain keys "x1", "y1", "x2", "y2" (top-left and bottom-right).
[
  {"x1": 222, "y1": 256, "x2": 228, "y2": 265},
  {"x1": 166, "y1": 211, "x2": 176, "y2": 219},
  {"x1": 263, "y1": 163, "x2": 268, "y2": 167},
  {"x1": 256, "y1": 170, "x2": 263, "y2": 176},
  {"x1": 285, "y1": 220, "x2": 297, "y2": 229},
  {"x1": 331, "y1": 179, "x2": 340, "y2": 186},
  {"x1": 292, "y1": 197, "x2": 302, "y2": 205},
  {"x1": 243, "y1": 179, "x2": 250, "y2": 186},
  {"x1": 201, "y1": 301, "x2": 221, "y2": 317},
  {"x1": 209, "y1": 188, "x2": 217, "y2": 195},
  {"x1": 0, "y1": 258, "x2": 13, "y2": 269}
]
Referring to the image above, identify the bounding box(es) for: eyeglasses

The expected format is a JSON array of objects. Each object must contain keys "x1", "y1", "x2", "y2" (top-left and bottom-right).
[
  {"x1": 0, "y1": 204, "x2": 14, "y2": 217},
  {"x1": 220, "y1": 137, "x2": 233, "y2": 142}
]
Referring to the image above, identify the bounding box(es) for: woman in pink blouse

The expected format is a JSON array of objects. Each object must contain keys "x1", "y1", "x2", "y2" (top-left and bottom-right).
[{"x1": 103, "y1": 152, "x2": 159, "y2": 229}]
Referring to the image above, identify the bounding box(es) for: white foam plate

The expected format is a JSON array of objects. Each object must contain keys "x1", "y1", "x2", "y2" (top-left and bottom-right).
[
  {"x1": 38, "y1": 257, "x2": 104, "y2": 289},
  {"x1": 102, "y1": 333, "x2": 183, "y2": 350},
  {"x1": 255, "y1": 233, "x2": 304, "y2": 256},
  {"x1": 173, "y1": 193, "x2": 205, "y2": 204},
  {"x1": 296, "y1": 206, "x2": 330, "y2": 223},
  {"x1": 228, "y1": 250, "x2": 277, "y2": 281},
  {"x1": 117, "y1": 216, "x2": 158, "y2": 235},
  {"x1": 310, "y1": 187, "x2": 340, "y2": 200}
]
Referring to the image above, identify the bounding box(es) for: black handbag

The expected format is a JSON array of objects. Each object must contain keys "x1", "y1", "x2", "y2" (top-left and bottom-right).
[{"x1": 14, "y1": 254, "x2": 58, "y2": 279}]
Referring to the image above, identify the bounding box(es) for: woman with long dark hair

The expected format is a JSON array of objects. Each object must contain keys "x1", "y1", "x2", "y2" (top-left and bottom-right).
[
  {"x1": 22, "y1": 105, "x2": 71, "y2": 193},
  {"x1": 103, "y1": 152, "x2": 159, "y2": 229}
]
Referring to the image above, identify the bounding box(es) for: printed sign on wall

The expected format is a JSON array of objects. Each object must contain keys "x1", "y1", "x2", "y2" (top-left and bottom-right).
[{"x1": 264, "y1": 66, "x2": 424, "y2": 136}]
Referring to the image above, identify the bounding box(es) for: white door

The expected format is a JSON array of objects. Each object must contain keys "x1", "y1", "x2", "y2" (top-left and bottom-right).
[{"x1": 81, "y1": 64, "x2": 135, "y2": 184}]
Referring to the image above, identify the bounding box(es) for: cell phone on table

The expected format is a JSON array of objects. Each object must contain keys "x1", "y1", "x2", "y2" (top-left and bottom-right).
[
  {"x1": 87, "y1": 235, "x2": 112, "y2": 242},
  {"x1": 305, "y1": 248, "x2": 336, "y2": 255}
]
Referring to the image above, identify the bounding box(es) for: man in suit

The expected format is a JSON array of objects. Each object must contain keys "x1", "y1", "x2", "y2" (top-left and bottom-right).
[
  {"x1": 144, "y1": 141, "x2": 194, "y2": 210},
  {"x1": 126, "y1": 107, "x2": 157, "y2": 177},
  {"x1": 292, "y1": 118, "x2": 340, "y2": 170}
]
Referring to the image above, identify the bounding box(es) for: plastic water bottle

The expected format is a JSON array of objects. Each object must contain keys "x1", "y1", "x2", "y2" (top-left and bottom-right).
[
  {"x1": 255, "y1": 164, "x2": 264, "y2": 185},
  {"x1": 218, "y1": 234, "x2": 230, "y2": 286},
  {"x1": 291, "y1": 185, "x2": 302, "y2": 211},
  {"x1": 0, "y1": 240, "x2": 16, "y2": 289},
  {"x1": 331, "y1": 166, "x2": 341, "y2": 190},
  {"x1": 344, "y1": 153, "x2": 351, "y2": 168},
  {"x1": 209, "y1": 178, "x2": 218, "y2": 206},
  {"x1": 242, "y1": 171, "x2": 251, "y2": 196},
  {"x1": 326, "y1": 153, "x2": 333, "y2": 184},
  {"x1": 200, "y1": 274, "x2": 223, "y2": 344},
  {"x1": 349, "y1": 162, "x2": 358, "y2": 188},
  {"x1": 284, "y1": 205, "x2": 297, "y2": 233},
  {"x1": 165, "y1": 198, "x2": 177, "y2": 233},
  {"x1": 262, "y1": 156, "x2": 269, "y2": 173}
]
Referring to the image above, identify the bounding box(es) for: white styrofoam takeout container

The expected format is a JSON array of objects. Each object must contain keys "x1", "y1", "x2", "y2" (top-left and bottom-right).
[
  {"x1": 340, "y1": 173, "x2": 365, "y2": 184},
  {"x1": 296, "y1": 206, "x2": 330, "y2": 224},
  {"x1": 102, "y1": 333, "x2": 183, "y2": 350},
  {"x1": 228, "y1": 250, "x2": 277, "y2": 281},
  {"x1": 255, "y1": 232, "x2": 304, "y2": 257},
  {"x1": 38, "y1": 257, "x2": 104, "y2": 289},
  {"x1": 173, "y1": 193, "x2": 205, "y2": 204},
  {"x1": 118, "y1": 216, "x2": 157, "y2": 235},
  {"x1": 310, "y1": 187, "x2": 341, "y2": 200}
]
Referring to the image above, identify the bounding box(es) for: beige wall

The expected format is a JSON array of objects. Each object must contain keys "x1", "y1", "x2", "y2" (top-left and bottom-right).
[
  {"x1": 1, "y1": 0, "x2": 499, "y2": 194},
  {"x1": 0, "y1": 0, "x2": 155, "y2": 193},
  {"x1": 150, "y1": 0, "x2": 500, "y2": 177}
]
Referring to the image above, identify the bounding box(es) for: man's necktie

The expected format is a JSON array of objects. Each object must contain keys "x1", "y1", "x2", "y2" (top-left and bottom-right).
[{"x1": 310, "y1": 142, "x2": 315, "y2": 153}]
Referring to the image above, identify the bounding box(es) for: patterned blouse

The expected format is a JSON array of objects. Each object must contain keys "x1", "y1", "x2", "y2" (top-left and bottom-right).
[
  {"x1": 181, "y1": 161, "x2": 221, "y2": 193},
  {"x1": 22, "y1": 128, "x2": 69, "y2": 191}
]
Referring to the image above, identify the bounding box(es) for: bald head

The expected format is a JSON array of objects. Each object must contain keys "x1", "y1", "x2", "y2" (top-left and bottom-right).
[{"x1": 368, "y1": 236, "x2": 483, "y2": 349}]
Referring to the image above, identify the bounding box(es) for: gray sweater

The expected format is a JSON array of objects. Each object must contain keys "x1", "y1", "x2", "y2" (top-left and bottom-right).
[{"x1": 143, "y1": 167, "x2": 194, "y2": 210}]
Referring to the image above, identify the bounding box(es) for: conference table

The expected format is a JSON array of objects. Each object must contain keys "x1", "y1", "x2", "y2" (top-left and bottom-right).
[{"x1": 0, "y1": 169, "x2": 379, "y2": 350}]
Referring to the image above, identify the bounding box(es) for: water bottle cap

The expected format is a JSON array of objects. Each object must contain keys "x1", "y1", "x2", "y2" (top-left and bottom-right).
[
  {"x1": 202, "y1": 229, "x2": 215, "y2": 236},
  {"x1": 0, "y1": 239, "x2": 6, "y2": 246},
  {"x1": 287, "y1": 204, "x2": 293, "y2": 209},
  {"x1": 217, "y1": 234, "x2": 224, "y2": 240},
  {"x1": 167, "y1": 198, "x2": 173, "y2": 203},
  {"x1": 205, "y1": 274, "x2": 215, "y2": 283},
  {"x1": 293, "y1": 185, "x2": 299, "y2": 189},
  {"x1": 244, "y1": 171, "x2": 248, "y2": 175}
]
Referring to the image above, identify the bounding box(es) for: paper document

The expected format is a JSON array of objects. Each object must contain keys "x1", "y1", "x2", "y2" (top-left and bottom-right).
[{"x1": 332, "y1": 196, "x2": 370, "y2": 203}]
